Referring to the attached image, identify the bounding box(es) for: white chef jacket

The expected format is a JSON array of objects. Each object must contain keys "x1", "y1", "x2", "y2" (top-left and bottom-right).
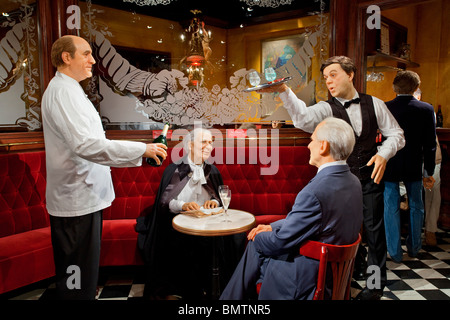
[
  {"x1": 279, "y1": 88, "x2": 405, "y2": 162},
  {"x1": 41, "y1": 72, "x2": 146, "y2": 217}
]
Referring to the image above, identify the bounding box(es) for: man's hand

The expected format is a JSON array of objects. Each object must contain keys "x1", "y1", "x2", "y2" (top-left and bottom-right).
[
  {"x1": 423, "y1": 176, "x2": 435, "y2": 190},
  {"x1": 366, "y1": 154, "x2": 387, "y2": 184},
  {"x1": 143, "y1": 143, "x2": 167, "y2": 165},
  {"x1": 247, "y1": 224, "x2": 272, "y2": 241},
  {"x1": 203, "y1": 200, "x2": 218, "y2": 209},
  {"x1": 182, "y1": 202, "x2": 201, "y2": 211}
]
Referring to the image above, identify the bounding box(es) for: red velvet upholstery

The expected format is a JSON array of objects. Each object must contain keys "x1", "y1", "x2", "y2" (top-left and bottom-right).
[
  {"x1": 0, "y1": 146, "x2": 316, "y2": 294},
  {"x1": 0, "y1": 152, "x2": 52, "y2": 294}
]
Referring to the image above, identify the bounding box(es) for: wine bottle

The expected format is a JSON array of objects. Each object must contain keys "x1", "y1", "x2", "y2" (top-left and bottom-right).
[
  {"x1": 147, "y1": 123, "x2": 169, "y2": 167},
  {"x1": 436, "y1": 105, "x2": 443, "y2": 128}
]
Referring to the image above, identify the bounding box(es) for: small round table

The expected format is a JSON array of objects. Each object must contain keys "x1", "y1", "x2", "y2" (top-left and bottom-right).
[{"x1": 172, "y1": 209, "x2": 255, "y2": 299}]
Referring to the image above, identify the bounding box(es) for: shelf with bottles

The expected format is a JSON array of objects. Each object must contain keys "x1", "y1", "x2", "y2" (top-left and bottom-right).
[{"x1": 367, "y1": 51, "x2": 420, "y2": 71}]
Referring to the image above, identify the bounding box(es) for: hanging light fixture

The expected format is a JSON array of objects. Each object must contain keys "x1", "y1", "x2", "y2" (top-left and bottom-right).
[
  {"x1": 240, "y1": 0, "x2": 293, "y2": 8},
  {"x1": 180, "y1": 10, "x2": 212, "y2": 87},
  {"x1": 122, "y1": 0, "x2": 173, "y2": 6}
]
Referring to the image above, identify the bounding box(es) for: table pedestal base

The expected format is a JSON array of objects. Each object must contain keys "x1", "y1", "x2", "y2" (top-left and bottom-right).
[{"x1": 211, "y1": 237, "x2": 220, "y2": 300}]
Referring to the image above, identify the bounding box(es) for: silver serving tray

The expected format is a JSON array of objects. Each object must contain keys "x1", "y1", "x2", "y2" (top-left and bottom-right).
[{"x1": 243, "y1": 76, "x2": 292, "y2": 92}]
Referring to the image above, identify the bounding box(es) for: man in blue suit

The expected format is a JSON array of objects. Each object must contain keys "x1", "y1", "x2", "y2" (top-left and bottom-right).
[
  {"x1": 220, "y1": 117, "x2": 363, "y2": 300},
  {"x1": 383, "y1": 71, "x2": 436, "y2": 262}
]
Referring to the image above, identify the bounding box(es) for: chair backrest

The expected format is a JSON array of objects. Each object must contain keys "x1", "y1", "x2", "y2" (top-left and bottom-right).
[{"x1": 299, "y1": 234, "x2": 361, "y2": 300}]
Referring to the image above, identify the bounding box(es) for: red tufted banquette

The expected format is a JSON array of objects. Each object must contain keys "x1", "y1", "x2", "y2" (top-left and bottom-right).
[{"x1": 0, "y1": 146, "x2": 316, "y2": 294}]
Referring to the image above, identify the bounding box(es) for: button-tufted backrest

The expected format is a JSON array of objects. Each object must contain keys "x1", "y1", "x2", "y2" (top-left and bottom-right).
[
  {"x1": 215, "y1": 147, "x2": 316, "y2": 217},
  {"x1": 0, "y1": 152, "x2": 49, "y2": 237},
  {"x1": 105, "y1": 146, "x2": 317, "y2": 220},
  {"x1": 0, "y1": 146, "x2": 316, "y2": 236}
]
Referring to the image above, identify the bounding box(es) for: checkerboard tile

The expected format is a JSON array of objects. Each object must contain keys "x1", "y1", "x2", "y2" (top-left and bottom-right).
[{"x1": 351, "y1": 231, "x2": 450, "y2": 300}]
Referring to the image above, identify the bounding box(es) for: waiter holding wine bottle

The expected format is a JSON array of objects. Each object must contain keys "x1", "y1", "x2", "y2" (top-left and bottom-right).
[
  {"x1": 147, "y1": 123, "x2": 170, "y2": 167},
  {"x1": 41, "y1": 35, "x2": 167, "y2": 300}
]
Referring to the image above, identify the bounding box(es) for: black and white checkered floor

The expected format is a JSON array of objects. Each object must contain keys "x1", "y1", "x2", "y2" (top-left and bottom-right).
[
  {"x1": 3, "y1": 231, "x2": 450, "y2": 301},
  {"x1": 352, "y1": 230, "x2": 450, "y2": 300}
]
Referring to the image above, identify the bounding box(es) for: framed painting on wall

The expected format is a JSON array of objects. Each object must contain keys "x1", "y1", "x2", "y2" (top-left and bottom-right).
[{"x1": 261, "y1": 33, "x2": 308, "y2": 82}]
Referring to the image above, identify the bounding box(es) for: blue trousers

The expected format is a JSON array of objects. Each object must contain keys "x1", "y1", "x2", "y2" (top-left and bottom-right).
[
  {"x1": 384, "y1": 181, "x2": 424, "y2": 261},
  {"x1": 219, "y1": 240, "x2": 317, "y2": 300}
]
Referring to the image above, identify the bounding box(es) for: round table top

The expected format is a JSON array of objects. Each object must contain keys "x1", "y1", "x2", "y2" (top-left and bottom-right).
[{"x1": 172, "y1": 209, "x2": 256, "y2": 236}]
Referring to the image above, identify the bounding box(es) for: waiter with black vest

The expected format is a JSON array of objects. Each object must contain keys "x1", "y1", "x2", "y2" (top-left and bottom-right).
[{"x1": 257, "y1": 56, "x2": 405, "y2": 300}]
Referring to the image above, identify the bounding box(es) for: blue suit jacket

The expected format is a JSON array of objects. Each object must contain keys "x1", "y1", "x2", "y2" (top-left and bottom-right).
[
  {"x1": 254, "y1": 164, "x2": 363, "y2": 299},
  {"x1": 384, "y1": 95, "x2": 436, "y2": 182}
]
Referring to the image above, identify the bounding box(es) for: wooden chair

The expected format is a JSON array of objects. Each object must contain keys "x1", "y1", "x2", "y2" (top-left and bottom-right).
[
  {"x1": 299, "y1": 234, "x2": 361, "y2": 300},
  {"x1": 256, "y1": 234, "x2": 361, "y2": 299}
]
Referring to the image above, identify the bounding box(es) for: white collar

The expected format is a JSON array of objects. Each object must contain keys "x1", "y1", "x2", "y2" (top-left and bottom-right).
[
  {"x1": 335, "y1": 92, "x2": 360, "y2": 105},
  {"x1": 317, "y1": 160, "x2": 347, "y2": 173}
]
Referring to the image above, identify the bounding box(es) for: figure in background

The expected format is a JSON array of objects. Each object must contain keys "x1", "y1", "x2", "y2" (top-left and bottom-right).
[
  {"x1": 424, "y1": 136, "x2": 441, "y2": 246},
  {"x1": 137, "y1": 128, "x2": 246, "y2": 299},
  {"x1": 414, "y1": 88, "x2": 442, "y2": 246},
  {"x1": 383, "y1": 71, "x2": 436, "y2": 262},
  {"x1": 220, "y1": 117, "x2": 363, "y2": 300},
  {"x1": 41, "y1": 35, "x2": 167, "y2": 300},
  {"x1": 257, "y1": 56, "x2": 405, "y2": 300}
]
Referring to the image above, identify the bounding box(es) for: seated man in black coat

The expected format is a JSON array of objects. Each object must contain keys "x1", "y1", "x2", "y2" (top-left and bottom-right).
[{"x1": 137, "y1": 128, "x2": 246, "y2": 299}]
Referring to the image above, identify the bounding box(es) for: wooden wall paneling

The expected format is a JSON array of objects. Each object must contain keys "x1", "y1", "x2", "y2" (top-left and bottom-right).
[
  {"x1": 38, "y1": 0, "x2": 54, "y2": 90},
  {"x1": 38, "y1": 0, "x2": 79, "y2": 90}
]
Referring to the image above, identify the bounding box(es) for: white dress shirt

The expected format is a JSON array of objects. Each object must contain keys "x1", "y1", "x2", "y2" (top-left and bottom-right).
[
  {"x1": 279, "y1": 89, "x2": 405, "y2": 161},
  {"x1": 169, "y1": 157, "x2": 219, "y2": 213},
  {"x1": 41, "y1": 72, "x2": 146, "y2": 217}
]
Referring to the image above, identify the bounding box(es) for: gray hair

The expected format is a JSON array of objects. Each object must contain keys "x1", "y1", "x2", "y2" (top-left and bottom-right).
[
  {"x1": 315, "y1": 117, "x2": 355, "y2": 161},
  {"x1": 183, "y1": 127, "x2": 212, "y2": 152}
]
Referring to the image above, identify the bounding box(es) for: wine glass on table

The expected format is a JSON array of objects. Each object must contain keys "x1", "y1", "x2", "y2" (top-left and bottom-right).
[{"x1": 218, "y1": 185, "x2": 231, "y2": 223}]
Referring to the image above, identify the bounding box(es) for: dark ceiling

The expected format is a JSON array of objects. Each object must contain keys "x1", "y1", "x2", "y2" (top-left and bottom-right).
[{"x1": 89, "y1": 0, "x2": 329, "y2": 28}]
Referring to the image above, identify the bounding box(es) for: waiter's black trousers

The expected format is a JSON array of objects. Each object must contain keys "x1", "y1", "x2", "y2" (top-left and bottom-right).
[
  {"x1": 360, "y1": 179, "x2": 387, "y2": 289},
  {"x1": 50, "y1": 210, "x2": 103, "y2": 300}
]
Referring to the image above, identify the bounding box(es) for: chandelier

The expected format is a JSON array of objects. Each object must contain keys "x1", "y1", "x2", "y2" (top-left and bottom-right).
[
  {"x1": 122, "y1": 0, "x2": 173, "y2": 5},
  {"x1": 180, "y1": 10, "x2": 213, "y2": 87},
  {"x1": 240, "y1": 0, "x2": 293, "y2": 8}
]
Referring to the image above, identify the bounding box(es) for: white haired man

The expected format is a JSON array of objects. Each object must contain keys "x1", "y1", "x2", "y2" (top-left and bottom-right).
[
  {"x1": 220, "y1": 118, "x2": 363, "y2": 300},
  {"x1": 137, "y1": 128, "x2": 245, "y2": 300}
]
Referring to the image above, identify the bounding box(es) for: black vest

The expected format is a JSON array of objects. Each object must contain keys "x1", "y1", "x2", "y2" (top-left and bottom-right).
[{"x1": 328, "y1": 93, "x2": 378, "y2": 180}]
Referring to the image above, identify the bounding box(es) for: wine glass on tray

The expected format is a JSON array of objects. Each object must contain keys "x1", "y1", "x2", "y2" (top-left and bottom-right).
[
  {"x1": 218, "y1": 185, "x2": 231, "y2": 222},
  {"x1": 264, "y1": 67, "x2": 277, "y2": 82},
  {"x1": 248, "y1": 71, "x2": 261, "y2": 87}
]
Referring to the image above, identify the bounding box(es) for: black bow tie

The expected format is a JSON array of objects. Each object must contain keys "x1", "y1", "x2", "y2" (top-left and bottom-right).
[{"x1": 343, "y1": 97, "x2": 360, "y2": 109}]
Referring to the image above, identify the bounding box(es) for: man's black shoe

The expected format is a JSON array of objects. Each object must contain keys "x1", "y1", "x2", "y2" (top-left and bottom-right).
[
  {"x1": 355, "y1": 287, "x2": 383, "y2": 300},
  {"x1": 353, "y1": 267, "x2": 366, "y2": 280},
  {"x1": 353, "y1": 245, "x2": 367, "y2": 280}
]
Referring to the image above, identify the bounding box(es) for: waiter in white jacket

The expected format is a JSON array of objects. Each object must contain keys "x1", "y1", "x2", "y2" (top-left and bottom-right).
[{"x1": 41, "y1": 35, "x2": 167, "y2": 300}]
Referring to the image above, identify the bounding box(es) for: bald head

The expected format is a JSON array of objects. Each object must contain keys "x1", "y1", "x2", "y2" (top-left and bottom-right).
[
  {"x1": 51, "y1": 35, "x2": 79, "y2": 68},
  {"x1": 51, "y1": 35, "x2": 95, "y2": 82}
]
